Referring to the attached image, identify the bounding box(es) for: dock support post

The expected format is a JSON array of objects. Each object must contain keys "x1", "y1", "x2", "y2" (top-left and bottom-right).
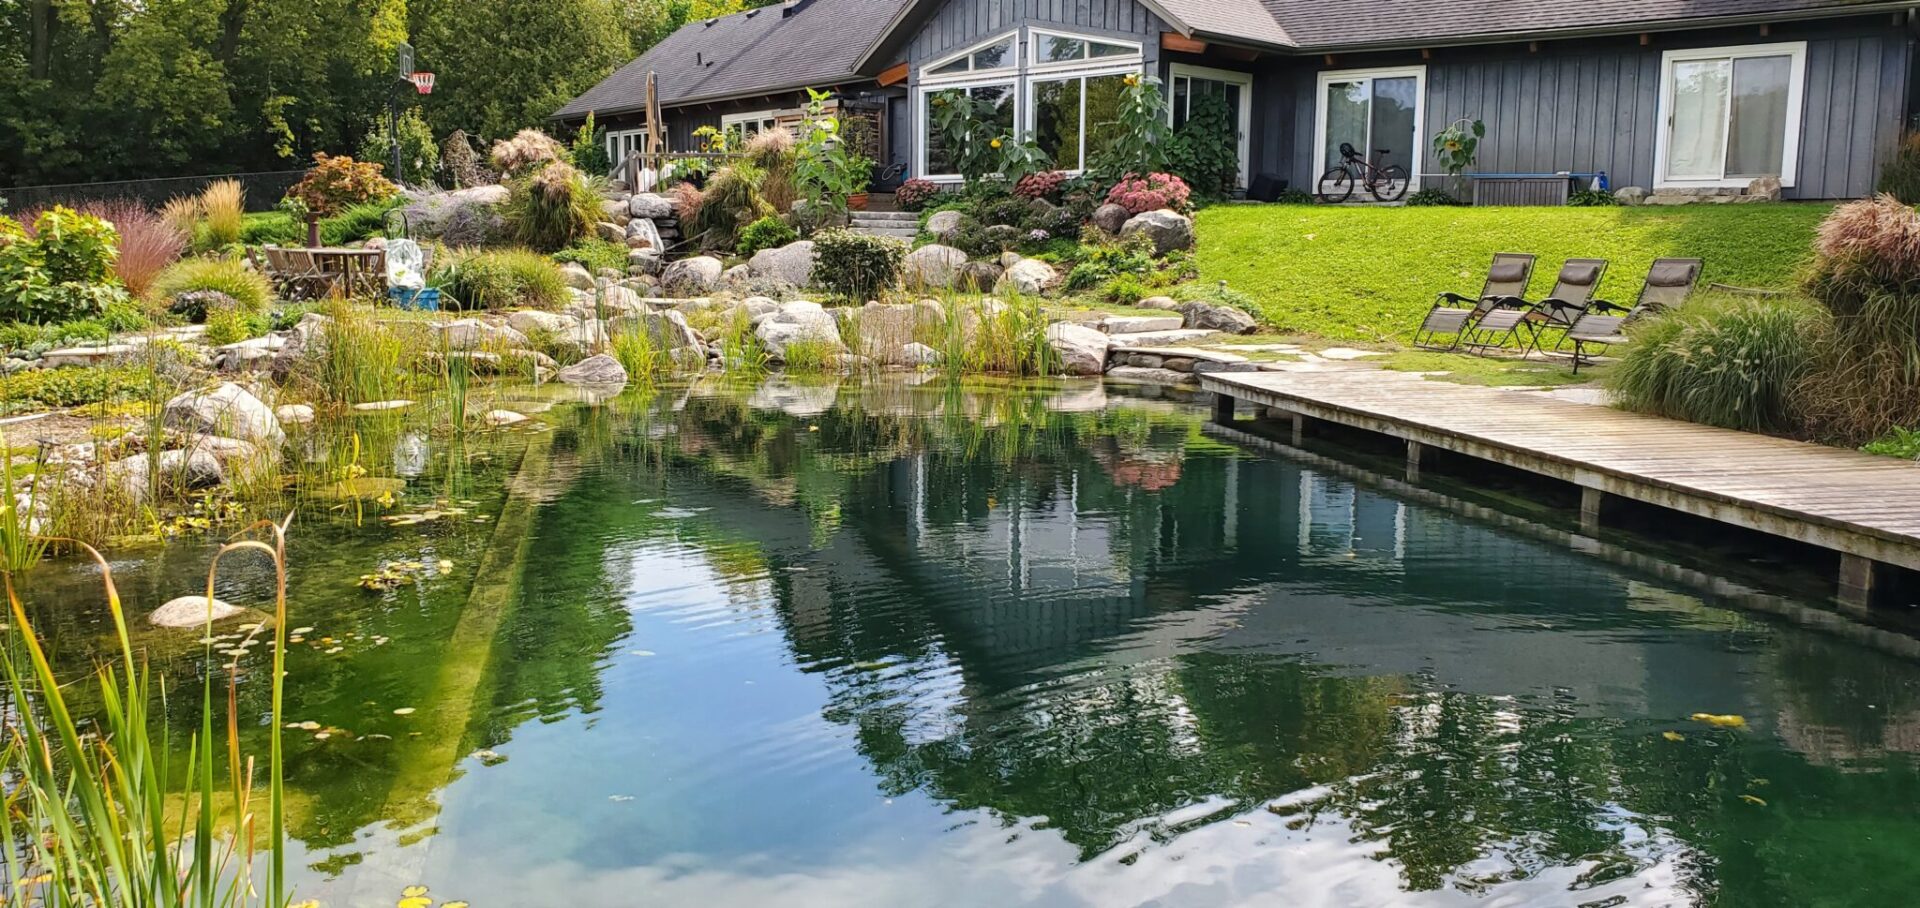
[
  {"x1": 1406, "y1": 441, "x2": 1423, "y2": 482},
  {"x1": 1580, "y1": 487, "x2": 1604, "y2": 534},
  {"x1": 1213, "y1": 392, "x2": 1236, "y2": 424},
  {"x1": 1291, "y1": 413, "x2": 1305, "y2": 446},
  {"x1": 1839, "y1": 555, "x2": 1877, "y2": 609}
]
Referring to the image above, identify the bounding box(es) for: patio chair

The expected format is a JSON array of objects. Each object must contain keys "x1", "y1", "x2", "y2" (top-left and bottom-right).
[
  {"x1": 1555, "y1": 257, "x2": 1702, "y2": 374},
  {"x1": 1460, "y1": 258, "x2": 1609, "y2": 357},
  {"x1": 260, "y1": 248, "x2": 320, "y2": 301},
  {"x1": 1412, "y1": 253, "x2": 1537, "y2": 351}
]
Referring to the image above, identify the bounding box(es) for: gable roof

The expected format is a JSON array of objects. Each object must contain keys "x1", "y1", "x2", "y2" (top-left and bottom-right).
[
  {"x1": 555, "y1": 0, "x2": 912, "y2": 120},
  {"x1": 1260, "y1": 0, "x2": 1918, "y2": 51}
]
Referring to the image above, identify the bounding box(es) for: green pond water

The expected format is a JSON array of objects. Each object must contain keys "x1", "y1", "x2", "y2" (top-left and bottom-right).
[{"x1": 19, "y1": 377, "x2": 1920, "y2": 907}]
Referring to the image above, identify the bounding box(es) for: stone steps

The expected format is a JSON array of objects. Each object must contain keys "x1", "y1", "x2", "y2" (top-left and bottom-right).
[{"x1": 849, "y1": 210, "x2": 920, "y2": 240}]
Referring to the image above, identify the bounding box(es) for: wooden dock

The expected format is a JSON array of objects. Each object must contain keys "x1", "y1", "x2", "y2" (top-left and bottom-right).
[{"x1": 1200, "y1": 370, "x2": 1920, "y2": 606}]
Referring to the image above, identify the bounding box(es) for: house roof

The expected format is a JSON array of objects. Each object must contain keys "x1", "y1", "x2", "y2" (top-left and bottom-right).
[
  {"x1": 1260, "y1": 0, "x2": 1918, "y2": 51},
  {"x1": 554, "y1": 0, "x2": 912, "y2": 120},
  {"x1": 1156, "y1": 0, "x2": 1294, "y2": 47}
]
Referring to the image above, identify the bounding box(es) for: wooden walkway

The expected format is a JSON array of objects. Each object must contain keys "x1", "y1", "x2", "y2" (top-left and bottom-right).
[{"x1": 1200, "y1": 370, "x2": 1920, "y2": 605}]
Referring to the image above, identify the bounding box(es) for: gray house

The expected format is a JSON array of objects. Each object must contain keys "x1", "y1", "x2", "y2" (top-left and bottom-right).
[{"x1": 557, "y1": 0, "x2": 1920, "y2": 200}]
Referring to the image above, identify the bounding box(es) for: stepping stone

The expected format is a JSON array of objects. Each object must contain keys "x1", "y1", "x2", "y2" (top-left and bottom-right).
[
  {"x1": 1316, "y1": 347, "x2": 1385, "y2": 360},
  {"x1": 352, "y1": 400, "x2": 415, "y2": 412},
  {"x1": 1100, "y1": 315, "x2": 1185, "y2": 335},
  {"x1": 1106, "y1": 345, "x2": 1247, "y2": 364},
  {"x1": 41, "y1": 344, "x2": 139, "y2": 368},
  {"x1": 1108, "y1": 329, "x2": 1219, "y2": 346},
  {"x1": 1105, "y1": 366, "x2": 1196, "y2": 386}
]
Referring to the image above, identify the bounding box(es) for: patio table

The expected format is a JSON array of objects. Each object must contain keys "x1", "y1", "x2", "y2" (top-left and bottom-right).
[{"x1": 302, "y1": 247, "x2": 386, "y2": 297}]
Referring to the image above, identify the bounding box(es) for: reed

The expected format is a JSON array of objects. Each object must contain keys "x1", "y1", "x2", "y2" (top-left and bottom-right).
[
  {"x1": 927, "y1": 294, "x2": 1055, "y2": 376},
  {"x1": 303, "y1": 301, "x2": 419, "y2": 407},
  {"x1": 198, "y1": 180, "x2": 246, "y2": 249},
  {"x1": 0, "y1": 518, "x2": 294, "y2": 906},
  {"x1": 610, "y1": 317, "x2": 664, "y2": 386},
  {"x1": 0, "y1": 432, "x2": 48, "y2": 573}
]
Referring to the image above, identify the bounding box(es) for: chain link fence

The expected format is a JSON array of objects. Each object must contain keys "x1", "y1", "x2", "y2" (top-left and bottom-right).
[{"x1": 0, "y1": 170, "x2": 311, "y2": 214}]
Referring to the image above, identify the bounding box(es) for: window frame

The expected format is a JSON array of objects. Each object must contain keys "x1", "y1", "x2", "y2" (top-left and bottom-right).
[
  {"x1": 1311, "y1": 65, "x2": 1428, "y2": 185},
  {"x1": 1027, "y1": 27, "x2": 1142, "y2": 75},
  {"x1": 719, "y1": 110, "x2": 783, "y2": 139},
  {"x1": 921, "y1": 30, "x2": 1020, "y2": 85},
  {"x1": 915, "y1": 77, "x2": 1020, "y2": 181},
  {"x1": 604, "y1": 127, "x2": 659, "y2": 163},
  {"x1": 1025, "y1": 65, "x2": 1141, "y2": 176},
  {"x1": 1167, "y1": 63, "x2": 1254, "y2": 188},
  {"x1": 1652, "y1": 41, "x2": 1807, "y2": 190}
]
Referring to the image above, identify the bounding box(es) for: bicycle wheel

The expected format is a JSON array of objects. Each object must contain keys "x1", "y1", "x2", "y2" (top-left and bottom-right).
[
  {"x1": 1318, "y1": 168, "x2": 1354, "y2": 203},
  {"x1": 1372, "y1": 165, "x2": 1411, "y2": 202}
]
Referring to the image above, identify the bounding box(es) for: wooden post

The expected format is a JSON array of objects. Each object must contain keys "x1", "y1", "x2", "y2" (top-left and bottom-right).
[
  {"x1": 1291, "y1": 413, "x2": 1305, "y2": 446},
  {"x1": 1839, "y1": 555, "x2": 1877, "y2": 609},
  {"x1": 1580, "y1": 487, "x2": 1604, "y2": 534},
  {"x1": 1213, "y1": 392, "x2": 1236, "y2": 424},
  {"x1": 1406, "y1": 441, "x2": 1423, "y2": 482}
]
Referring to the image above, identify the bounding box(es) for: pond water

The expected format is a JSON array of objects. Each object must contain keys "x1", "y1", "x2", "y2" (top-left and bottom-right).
[{"x1": 20, "y1": 377, "x2": 1920, "y2": 907}]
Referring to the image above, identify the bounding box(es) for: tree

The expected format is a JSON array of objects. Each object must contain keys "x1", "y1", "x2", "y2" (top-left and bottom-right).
[{"x1": 412, "y1": 0, "x2": 634, "y2": 142}]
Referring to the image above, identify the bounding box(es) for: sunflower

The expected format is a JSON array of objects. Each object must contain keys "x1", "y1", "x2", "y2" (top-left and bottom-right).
[{"x1": 991, "y1": 138, "x2": 1003, "y2": 149}]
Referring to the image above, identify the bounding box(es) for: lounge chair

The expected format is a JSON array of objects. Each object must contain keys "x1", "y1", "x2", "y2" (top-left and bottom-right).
[
  {"x1": 1555, "y1": 257, "x2": 1703, "y2": 373},
  {"x1": 1460, "y1": 258, "x2": 1609, "y2": 357},
  {"x1": 1412, "y1": 253, "x2": 1537, "y2": 351}
]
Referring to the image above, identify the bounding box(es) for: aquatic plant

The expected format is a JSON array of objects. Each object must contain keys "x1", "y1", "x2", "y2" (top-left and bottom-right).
[
  {"x1": 305, "y1": 300, "x2": 422, "y2": 406},
  {"x1": 432, "y1": 248, "x2": 569, "y2": 312},
  {"x1": 610, "y1": 316, "x2": 665, "y2": 386},
  {"x1": 0, "y1": 432, "x2": 48, "y2": 574},
  {"x1": 925, "y1": 294, "x2": 1055, "y2": 376},
  {"x1": 0, "y1": 520, "x2": 294, "y2": 906}
]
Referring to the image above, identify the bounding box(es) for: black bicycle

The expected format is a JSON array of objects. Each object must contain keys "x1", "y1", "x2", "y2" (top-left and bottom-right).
[{"x1": 1318, "y1": 142, "x2": 1410, "y2": 203}]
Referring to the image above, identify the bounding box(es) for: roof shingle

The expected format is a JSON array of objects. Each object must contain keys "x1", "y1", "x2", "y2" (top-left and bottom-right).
[{"x1": 1260, "y1": 0, "x2": 1908, "y2": 50}]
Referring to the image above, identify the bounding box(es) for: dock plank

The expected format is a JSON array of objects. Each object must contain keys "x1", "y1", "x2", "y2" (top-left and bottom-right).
[{"x1": 1202, "y1": 371, "x2": 1920, "y2": 571}]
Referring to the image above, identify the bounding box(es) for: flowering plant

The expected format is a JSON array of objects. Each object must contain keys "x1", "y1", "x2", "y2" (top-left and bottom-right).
[
  {"x1": 895, "y1": 179, "x2": 942, "y2": 211},
  {"x1": 1106, "y1": 173, "x2": 1192, "y2": 215},
  {"x1": 1014, "y1": 170, "x2": 1070, "y2": 201}
]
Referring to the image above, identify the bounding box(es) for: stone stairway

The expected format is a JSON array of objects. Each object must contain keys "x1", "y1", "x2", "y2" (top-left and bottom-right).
[{"x1": 848, "y1": 210, "x2": 919, "y2": 240}]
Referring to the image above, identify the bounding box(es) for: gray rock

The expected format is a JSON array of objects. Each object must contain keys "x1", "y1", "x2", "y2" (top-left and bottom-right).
[
  {"x1": 1091, "y1": 203, "x2": 1131, "y2": 235},
  {"x1": 1192, "y1": 360, "x2": 1260, "y2": 374},
  {"x1": 559, "y1": 263, "x2": 595, "y2": 290},
  {"x1": 1101, "y1": 315, "x2": 1184, "y2": 335},
  {"x1": 274, "y1": 404, "x2": 314, "y2": 425},
  {"x1": 1127, "y1": 353, "x2": 1165, "y2": 369},
  {"x1": 611, "y1": 310, "x2": 703, "y2": 350},
  {"x1": 996, "y1": 258, "x2": 1059, "y2": 296},
  {"x1": 628, "y1": 248, "x2": 663, "y2": 276},
  {"x1": 1612, "y1": 186, "x2": 1648, "y2": 205},
  {"x1": 1138, "y1": 296, "x2": 1180, "y2": 311},
  {"x1": 438, "y1": 319, "x2": 530, "y2": 351},
  {"x1": 956, "y1": 261, "x2": 1003, "y2": 293},
  {"x1": 902, "y1": 244, "x2": 970, "y2": 290},
  {"x1": 483, "y1": 410, "x2": 529, "y2": 427},
  {"x1": 556, "y1": 354, "x2": 629, "y2": 385},
  {"x1": 755, "y1": 301, "x2": 846, "y2": 362},
  {"x1": 748, "y1": 240, "x2": 817, "y2": 288},
  {"x1": 1179, "y1": 301, "x2": 1258, "y2": 335},
  {"x1": 626, "y1": 217, "x2": 662, "y2": 250},
  {"x1": 596, "y1": 221, "x2": 626, "y2": 243},
  {"x1": 508, "y1": 310, "x2": 580, "y2": 338},
  {"x1": 148, "y1": 595, "x2": 246, "y2": 629},
  {"x1": 722, "y1": 264, "x2": 754, "y2": 287},
  {"x1": 661, "y1": 256, "x2": 725, "y2": 296},
  {"x1": 1160, "y1": 356, "x2": 1198, "y2": 373},
  {"x1": 1046, "y1": 323, "x2": 1110, "y2": 377},
  {"x1": 1743, "y1": 175, "x2": 1783, "y2": 202},
  {"x1": 742, "y1": 296, "x2": 781, "y2": 320},
  {"x1": 164, "y1": 383, "x2": 282, "y2": 447},
  {"x1": 901, "y1": 342, "x2": 942, "y2": 367},
  {"x1": 999, "y1": 251, "x2": 1024, "y2": 269},
  {"x1": 629, "y1": 193, "x2": 673, "y2": 220},
  {"x1": 925, "y1": 210, "x2": 965, "y2": 243},
  {"x1": 1120, "y1": 209, "x2": 1196, "y2": 256},
  {"x1": 1104, "y1": 365, "x2": 1197, "y2": 386},
  {"x1": 600, "y1": 199, "x2": 631, "y2": 226}
]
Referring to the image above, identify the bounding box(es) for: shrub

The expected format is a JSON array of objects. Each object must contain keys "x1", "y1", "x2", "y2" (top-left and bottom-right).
[
  {"x1": 554, "y1": 237, "x2": 629, "y2": 275},
  {"x1": 198, "y1": 179, "x2": 247, "y2": 248},
  {"x1": 1863, "y1": 426, "x2": 1920, "y2": 459},
  {"x1": 0, "y1": 364, "x2": 151, "y2": 411},
  {"x1": 568, "y1": 112, "x2": 611, "y2": 176},
  {"x1": 813, "y1": 229, "x2": 904, "y2": 301},
  {"x1": 503, "y1": 161, "x2": 600, "y2": 252},
  {"x1": 1063, "y1": 233, "x2": 1157, "y2": 292},
  {"x1": 1014, "y1": 171, "x2": 1070, "y2": 202},
  {"x1": 286, "y1": 154, "x2": 396, "y2": 219},
  {"x1": 149, "y1": 257, "x2": 272, "y2": 321},
  {"x1": 491, "y1": 129, "x2": 568, "y2": 177},
  {"x1": 0, "y1": 208, "x2": 129, "y2": 324},
  {"x1": 319, "y1": 197, "x2": 403, "y2": 246},
  {"x1": 359, "y1": 107, "x2": 439, "y2": 187},
  {"x1": 738, "y1": 216, "x2": 798, "y2": 258},
  {"x1": 896, "y1": 179, "x2": 941, "y2": 212},
  {"x1": 1796, "y1": 194, "x2": 1920, "y2": 442},
  {"x1": 1169, "y1": 92, "x2": 1240, "y2": 200},
  {"x1": 1405, "y1": 188, "x2": 1464, "y2": 207},
  {"x1": 240, "y1": 211, "x2": 302, "y2": 246},
  {"x1": 1101, "y1": 274, "x2": 1150, "y2": 305},
  {"x1": 1569, "y1": 188, "x2": 1622, "y2": 207},
  {"x1": 203, "y1": 301, "x2": 269, "y2": 346},
  {"x1": 432, "y1": 248, "x2": 570, "y2": 311},
  {"x1": 1607, "y1": 293, "x2": 1823, "y2": 433},
  {"x1": 1878, "y1": 133, "x2": 1920, "y2": 204},
  {"x1": 1107, "y1": 173, "x2": 1192, "y2": 215}
]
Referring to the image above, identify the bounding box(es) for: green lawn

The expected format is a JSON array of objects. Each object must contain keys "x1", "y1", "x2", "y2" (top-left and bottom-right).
[{"x1": 1194, "y1": 203, "x2": 1832, "y2": 344}]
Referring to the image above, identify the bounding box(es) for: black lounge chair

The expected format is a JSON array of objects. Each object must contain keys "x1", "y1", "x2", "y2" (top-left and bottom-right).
[
  {"x1": 1412, "y1": 253, "x2": 1536, "y2": 351},
  {"x1": 1461, "y1": 258, "x2": 1609, "y2": 357},
  {"x1": 1555, "y1": 257, "x2": 1703, "y2": 373}
]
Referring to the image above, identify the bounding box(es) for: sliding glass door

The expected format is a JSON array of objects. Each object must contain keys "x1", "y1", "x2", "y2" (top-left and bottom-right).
[
  {"x1": 1659, "y1": 43, "x2": 1804, "y2": 187},
  {"x1": 1318, "y1": 70, "x2": 1421, "y2": 174}
]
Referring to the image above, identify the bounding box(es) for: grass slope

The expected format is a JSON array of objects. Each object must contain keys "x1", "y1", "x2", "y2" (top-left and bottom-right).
[{"x1": 1195, "y1": 203, "x2": 1832, "y2": 344}]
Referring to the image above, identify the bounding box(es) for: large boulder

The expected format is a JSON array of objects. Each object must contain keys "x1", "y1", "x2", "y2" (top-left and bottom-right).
[
  {"x1": 754, "y1": 301, "x2": 846, "y2": 362},
  {"x1": 1120, "y1": 209, "x2": 1196, "y2": 256},
  {"x1": 626, "y1": 217, "x2": 663, "y2": 251},
  {"x1": 1046, "y1": 323, "x2": 1110, "y2": 377},
  {"x1": 438, "y1": 319, "x2": 530, "y2": 351},
  {"x1": 748, "y1": 240, "x2": 817, "y2": 288},
  {"x1": 901, "y1": 244, "x2": 969, "y2": 290},
  {"x1": 1179, "y1": 300, "x2": 1258, "y2": 335},
  {"x1": 148, "y1": 595, "x2": 247, "y2": 629},
  {"x1": 956, "y1": 261, "x2": 1003, "y2": 293},
  {"x1": 559, "y1": 262, "x2": 595, "y2": 290},
  {"x1": 599, "y1": 199, "x2": 631, "y2": 226},
  {"x1": 164, "y1": 383, "x2": 282, "y2": 447},
  {"x1": 925, "y1": 210, "x2": 965, "y2": 243},
  {"x1": 628, "y1": 247, "x2": 663, "y2": 276},
  {"x1": 661, "y1": 256, "x2": 724, "y2": 296},
  {"x1": 1090, "y1": 203, "x2": 1131, "y2": 235},
  {"x1": 555, "y1": 354, "x2": 629, "y2": 385},
  {"x1": 611, "y1": 310, "x2": 703, "y2": 350},
  {"x1": 508, "y1": 310, "x2": 580, "y2": 338},
  {"x1": 851, "y1": 302, "x2": 943, "y2": 365},
  {"x1": 996, "y1": 258, "x2": 1059, "y2": 297},
  {"x1": 596, "y1": 221, "x2": 626, "y2": 244},
  {"x1": 629, "y1": 193, "x2": 674, "y2": 220}
]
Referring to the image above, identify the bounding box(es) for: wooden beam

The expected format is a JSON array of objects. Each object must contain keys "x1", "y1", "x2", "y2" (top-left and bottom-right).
[
  {"x1": 1420, "y1": 48, "x2": 1432, "y2": 60},
  {"x1": 1323, "y1": 53, "x2": 1336, "y2": 66},
  {"x1": 1759, "y1": 23, "x2": 1771, "y2": 36},
  {"x1": 1639, "y1": 32, "x2": 1651, "y2": 46},
  {"x1": 1161, "y1": 32, "x2": 1208, "y2": 54},
  {"x1": 877, "y1": 61, "x2": 909, "y2": 88},
  {"x1": 1527, "y1": 40, "x2": 1539, "y2": 53}
]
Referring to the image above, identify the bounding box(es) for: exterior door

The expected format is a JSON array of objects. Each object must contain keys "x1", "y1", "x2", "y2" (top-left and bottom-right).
[
  {"x1": 1169, "y1": 65, "x2": 1253, "y2": 187},
  {"x1": 1320, "y1": 74, "x2": 1419, "y2": 174}
]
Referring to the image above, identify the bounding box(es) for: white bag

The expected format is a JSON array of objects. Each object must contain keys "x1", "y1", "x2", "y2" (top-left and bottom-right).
[{"x1": 384, "y1": 239, "x2": 426, "y2": 290}]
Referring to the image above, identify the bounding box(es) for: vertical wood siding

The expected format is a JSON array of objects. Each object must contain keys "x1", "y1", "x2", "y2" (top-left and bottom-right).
[
  {"x1": 907, "y1": 0, "x2": 1165, "y2": 63},
  {"x1": 1271, "y1": 24, "x2": 1912, "y2": 200}
]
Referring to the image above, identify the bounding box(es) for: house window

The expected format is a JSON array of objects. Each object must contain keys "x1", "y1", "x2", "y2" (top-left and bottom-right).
[
  {"x1": 604, "y1": 128, "x2": 656, "y2": 166},
  {"x1": 925, "y1": 34, "x2": 1018, "y2": 77},
  {"x1": 921, "y1": 83, "x2": 1015, "y2": 178},
  {"x1": 1314, "y1": 66, "x2": 1425, "y2": 179},
  {"x1": 720, "y1": 110, "x2": 782, "y2": 140},
  {"x1": 1030, "y1": 29, "x2": 1139, "y2": 67},
  {"x1": 1169, "y1": 64, "x2": 1253, "y2": 187},
  {"x1": 1655, "y1": 42, "x2": 1806, "y2": 188},
  {"x1": 1030, "y1": 72, "x2": 1130, "y2": 173}
]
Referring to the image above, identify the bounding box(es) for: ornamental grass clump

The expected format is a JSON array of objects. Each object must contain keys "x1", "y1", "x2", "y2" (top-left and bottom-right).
[
  {"x1": 431, "y1": 248, "x2": 569, "y2": 311},
  {"x1": 813, "y1": 229, "x2": 904, "y2": 301},
  {"x1": 151, "y1": 256, "x2": 272, "y2": 320},
  {"x1": 1795, "y1": 194, "x2": 1920, "y2": 442},
  {"x1": 504, "y1": 160, "x2": 599, "y2": 252},
  {"x1": 1607, "y1": 292, "x2": 1824, "y2": 433}
]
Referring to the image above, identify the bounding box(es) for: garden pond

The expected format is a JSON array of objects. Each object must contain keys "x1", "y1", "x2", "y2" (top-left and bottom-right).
[{"x1": 17, "y1": 376, "x2": 1920, "y2": 907}]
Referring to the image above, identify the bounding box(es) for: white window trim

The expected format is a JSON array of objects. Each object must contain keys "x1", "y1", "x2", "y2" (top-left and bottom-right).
[
  {"x1": 922, "y1": 30, "x2": 1020, "y2": 85},
  {"x1": 1311, "y1": 65, "x2": 1428, "y2": 185},
  {"x1": 1025, "y1": 63, "x2": 1144, "y2": 176},
  {"x1": 1168, "y1": 63, "x2": 1254, "y2": 187},
  {"x1": 1027, "y1": 27, "x2": 1143, "y2": 75},
  {"x1": 604, "y1": 127, "x2": 657, "y2": 162},
  {"x1": 1652, "y1": 41, "x2": 1806, "y2": 190},
  {"x1": 915, "y1": 76, "x2": 1019, "y2": 182},
  {"x1": 720, "y1": 110, "x2": 782, "y2": 136}
]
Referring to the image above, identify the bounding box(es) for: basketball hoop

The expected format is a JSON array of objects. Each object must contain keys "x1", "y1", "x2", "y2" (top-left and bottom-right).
[{"x1": 410, "y1": 72, "x2": 435, "y2": 95}]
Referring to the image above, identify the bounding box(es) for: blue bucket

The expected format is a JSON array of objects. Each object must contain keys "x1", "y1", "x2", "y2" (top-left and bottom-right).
[{"x1": 389, "y1": 287, "x2": 441, "y2": 312}]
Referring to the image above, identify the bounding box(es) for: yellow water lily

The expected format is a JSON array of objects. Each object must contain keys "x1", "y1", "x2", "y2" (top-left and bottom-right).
[
  {"x1": 1661, "y1": 731, "x2": 1685, "y2": 742},
  {"x1": 1690, "y1": 713, "x2": 1747, "y2": 728},
  {"x1": 399, "y1": 885, "x2": 432, "y2": 908}
]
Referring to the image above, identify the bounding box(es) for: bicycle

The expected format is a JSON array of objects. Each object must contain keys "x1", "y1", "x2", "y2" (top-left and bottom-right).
[{"x1": 1317, "y1": 142, "x2": 1410, "y2": 203}]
